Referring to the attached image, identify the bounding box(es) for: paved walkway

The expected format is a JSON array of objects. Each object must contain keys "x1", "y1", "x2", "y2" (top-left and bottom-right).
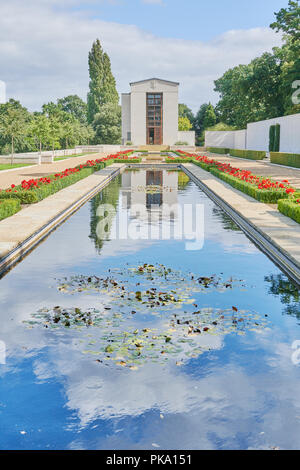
[
  {"x1": 206, "y1": 152, "x2": 300, "y2": 189},
  {"x1": 0, "y1": 153, "x2": 108, "y2": 190},
  {"x1": 0, "y1": 163, "x2": 125, "y2": 271}
]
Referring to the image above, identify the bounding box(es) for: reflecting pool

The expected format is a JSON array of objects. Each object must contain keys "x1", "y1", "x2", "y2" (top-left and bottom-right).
[{"x1": 0, "y1": 169, "x2": 300, "y2": 450}]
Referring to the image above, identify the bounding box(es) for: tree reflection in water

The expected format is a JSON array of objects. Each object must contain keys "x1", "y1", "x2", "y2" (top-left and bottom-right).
[
  {"x1": 265, "y1": 274, "x2": 300, "y2": 319},
  {"x1": 89, "y1": 175, "x2": 122, "y2": 253}
]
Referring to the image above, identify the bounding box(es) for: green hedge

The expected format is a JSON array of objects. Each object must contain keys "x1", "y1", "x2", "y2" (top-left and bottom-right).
[
  {"x1": 269, "y1": 125, "x2": 276, "y2": 152},
  {"x1": 0, "y1": 158, "x2": 140, "y2": 205},
  {"x1": 269, "y1": 124, "x2": 281, "y2": 152},
  {"x1": 165, "y1": 158, "x2": 194, "y2": 163},
  {"x1": 278, "y1": 199, "x2": 300, "y2": 224},
  {"x1": 209, "y1": 167, "x2": 290, "y2": 203},
  {"x1": 207, "y1": 147, "x2": 229, "y2": 154},
  {"x1": 0, "y1": 198, "x2": 21, "y2": 221},
  {"x1": 270, "y1": 152, "x2": 300, "y2": 168},
  {"x1": 165, "y1": 158, "x2": 216, "y2": 172},
  {"x1": 0, "y1": 160, "x2": 113, "y2": 204},
  {"x1": 274, "y1": 124, "x2": 281, "y2": 152},
  {"x1": 0, "y1": 166, "x2": 97, "y2": 204},
  {"x1": 229, "y1": 149, "x2": 266, "y2": 160},
  {"x1": 193, "y1": 160, "x2": 216, "y2": 172}
]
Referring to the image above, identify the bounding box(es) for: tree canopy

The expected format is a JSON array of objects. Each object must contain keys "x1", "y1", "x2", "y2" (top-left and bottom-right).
[
  {"x1": 178, "y1": 116, "x2": 192, "y2": 131},
  {"x1": 93, "y1": 103, "x2": 121, "y2": 145},
  {"x1": 213, "y1": 1, "x2": 300, "y2": 128},
  {"x1": 270, "y1": 0, "x2": 300, "y2": 42},
  {"x1": 57, "y1": 95, "x2": 88, "y2": 124},
  {"x1": 178, "y1": 104, "x2": 194, "y2": 127},
  {"x1": 87, "y1": 39, "x2": 119, "y2": 124}
]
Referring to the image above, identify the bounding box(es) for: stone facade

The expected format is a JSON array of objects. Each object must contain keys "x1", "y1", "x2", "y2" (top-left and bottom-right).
[{"x1": 122, "y1": 78, "x2": 194, "y2": 147}]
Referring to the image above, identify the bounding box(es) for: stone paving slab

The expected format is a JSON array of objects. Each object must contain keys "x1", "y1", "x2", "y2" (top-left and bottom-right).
[
  {"x1": 183, "y1": 163, "x2": 300, "y2": 271},
  {"x1": 205, "y1": 152, "x2": 300, "y2": 189},
  {"x1": 0, "y1": 153, "x2": 108, "y2": 190},
  {"x1": 0, "y1": 163, "x2": 125, "y2": 262}
]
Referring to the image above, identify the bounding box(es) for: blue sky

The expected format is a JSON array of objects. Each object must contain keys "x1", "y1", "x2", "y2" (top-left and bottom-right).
[
  {"x1": 71, "y1": 0, "x2": 286, "y2": 40},
  {"x1": 0, "y1": 0, "x2": 286, "y2": 111}
]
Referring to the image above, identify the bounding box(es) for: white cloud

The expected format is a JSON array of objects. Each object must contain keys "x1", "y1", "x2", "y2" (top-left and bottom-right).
[
  {"x1": 142, "y1": 0, "x2": 164, "y2": 4},
  {"x1": 0, "y1": 1, "x2": 283, "y2": 112}
]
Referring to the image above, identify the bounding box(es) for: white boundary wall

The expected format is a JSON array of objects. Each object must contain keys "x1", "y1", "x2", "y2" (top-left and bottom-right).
[
  {"x1": 0, "y1": 147, "x2": 99, "y2": 165},
  {"x1": 177, "y1": 131, "x2": 195, "y2": 146},
  {"x1": 205, "y1": 131, "x2": 235, "y2": 149},
  {"x1": 205, "y1": 130, "x2": 246, "y2": 150},
  {"x1": 205, "y1": 113, "x2": 300, "y2": 153},
  {"x1": 234, "y1": 130, "x2": 247, "y2": 149},
  {"x1": 0, "y1": 148, "x2": 79, "y2": 165},
  {"x1": 247, "y1": 114, "x2": 300, "y2": 153}
]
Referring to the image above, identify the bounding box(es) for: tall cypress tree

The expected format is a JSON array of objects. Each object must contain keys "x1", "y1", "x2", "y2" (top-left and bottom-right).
[
  {"x1": 102, "y1": 53, "x2": 119, "y2": 106},
  {"x1": 87, "y1": 39, "x2": 119, "y2": 124},
  {"x1": 87, "y1": 39, "x2": 104, "y2": 123}
]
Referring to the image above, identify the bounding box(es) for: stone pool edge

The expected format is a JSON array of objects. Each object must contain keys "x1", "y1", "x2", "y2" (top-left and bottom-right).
[
  {"x1": 182, "y1": 162, "x2": 300, "y2": 286},
  {"x1": 0, "y1": 163, "x2": 126, "y2": 276},
  {"x1": 1, "y1": 161, "x2": 300, "y2": 286}
]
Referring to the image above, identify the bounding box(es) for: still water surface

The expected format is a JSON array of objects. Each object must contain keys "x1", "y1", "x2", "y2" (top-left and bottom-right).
[{"x1": 0, "y1": 169, "x2": 300, "y2": 450}]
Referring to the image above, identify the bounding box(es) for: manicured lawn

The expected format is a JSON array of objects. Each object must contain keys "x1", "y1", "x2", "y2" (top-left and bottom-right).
[{"x1": 0, "y1": 163, "x2": 32, "y2": 171}]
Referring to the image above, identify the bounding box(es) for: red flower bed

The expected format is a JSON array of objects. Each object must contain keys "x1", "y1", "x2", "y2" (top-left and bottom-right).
[
  {"x1": 1, "y1": 150, "x2": 136, "y2": 194},
  {"x1": 177, "y1": 150, "x2": 296, "y2": 197},
  {"x1": 0, "y1": 150, "x2": 141, "y2": 205}
]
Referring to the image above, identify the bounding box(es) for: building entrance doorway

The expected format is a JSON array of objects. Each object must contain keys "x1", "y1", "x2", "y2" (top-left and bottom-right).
[
  {"x1": 146, "y1": 93, "x2": 163, "y2": 145},
  {"x1": 147, "y1": 127, "x2": 161, "y2": 145}
]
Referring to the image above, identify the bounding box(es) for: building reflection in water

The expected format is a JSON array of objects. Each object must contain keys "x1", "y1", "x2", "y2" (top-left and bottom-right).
[
  {"x1": 93, "y1": 169, "x2": 199, "y2": 245},
  {"x1": 121, "y1": 169, "x2": 178, "y2": 217},
  {"x1": 118, "y1": 169, "x2": 184, "y2": 242}
]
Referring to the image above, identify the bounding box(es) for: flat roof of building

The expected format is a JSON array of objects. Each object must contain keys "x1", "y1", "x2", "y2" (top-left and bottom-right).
[{"x1": 129, "y1": 78, "x2": 180, "y2": 86}]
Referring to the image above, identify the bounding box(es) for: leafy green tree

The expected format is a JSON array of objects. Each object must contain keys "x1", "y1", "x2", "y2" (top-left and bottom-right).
[
  {"x1": 270, "y1": 0, "x2": 300, "y2": 43},
  {"x1": 178, "y1": 104, "x2": 194, "y2": 127},
  {"x1": 79, "y1": 124, "x2": 95, "y2": 145},
  {"x1": 214, "y1": 53, "x2": 284, "y2": 128},
  {"x1": 48, "y1": 117, "x2": 62, "y2": 154},
  {"x1": 102, "y1": 53, "x2": 119, "y2": 106},
  {"x1": 271, "y1": 1, "x2": 300, "y2": 115},
  {"x1": 87, "y1": 39, "x2": 119, "y2": 124},
  {"x1": 205, "y1": 122, "x2": 236, "y2": 131},
  {"x1": 214, "y1": 2, "x2": 300, "y2": 128},
  {"x1": 203, "y1": 103, "x2": 216, "y2": 129},
  {"x1": 194, "y1": 103, "x2": 209, "y2": 136},
  {"x1": 27, "y1": 114, "x2": 50, "y2": 155},
  {"x1": 87, "y1": 39, "x2": 104, "y2": 123},
  {"x1": 58, "y1": 95, "x2": 88, "y2": 124},
  {"x1": 42, "y1": 101, "x2": 63, "y2": 118},
  {"x1": 280, "y1": 57, "x2": 300, "y2": 114},
  {"x1": 0, "y1": 104, "x2": 28, "y2": 163},
  {"x1": 61, "y1": 117, "x2": 77, "y2": 149},
  {"x1": 93, "y1": 103, "x2": 121, "y2": 144},
  {"x1": 178, "y1": 116, "x2": 192, "y2": 131},
  {"x1": 0, "y1": 100, "x2": 32, "y2": 156}
]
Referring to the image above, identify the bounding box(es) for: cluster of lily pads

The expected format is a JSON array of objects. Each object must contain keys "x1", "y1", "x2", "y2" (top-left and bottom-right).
[
  {"x1": 25, "y1": 263, "x2": 269, "y2": 369},
  {"x1": 135, "y1": 185, "x2": 175, "y2": 194},
  {"x1": 56, "y1": 263, "x2": 244, "y2": 312}
]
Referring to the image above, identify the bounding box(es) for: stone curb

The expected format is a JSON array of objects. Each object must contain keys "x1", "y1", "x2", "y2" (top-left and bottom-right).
[
  {"x1": 182, "y1": 163, "x2": 300, "y2": 286},
  {"x1": 0, "y1": 164, "x2": 125, "y2": 277}
]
